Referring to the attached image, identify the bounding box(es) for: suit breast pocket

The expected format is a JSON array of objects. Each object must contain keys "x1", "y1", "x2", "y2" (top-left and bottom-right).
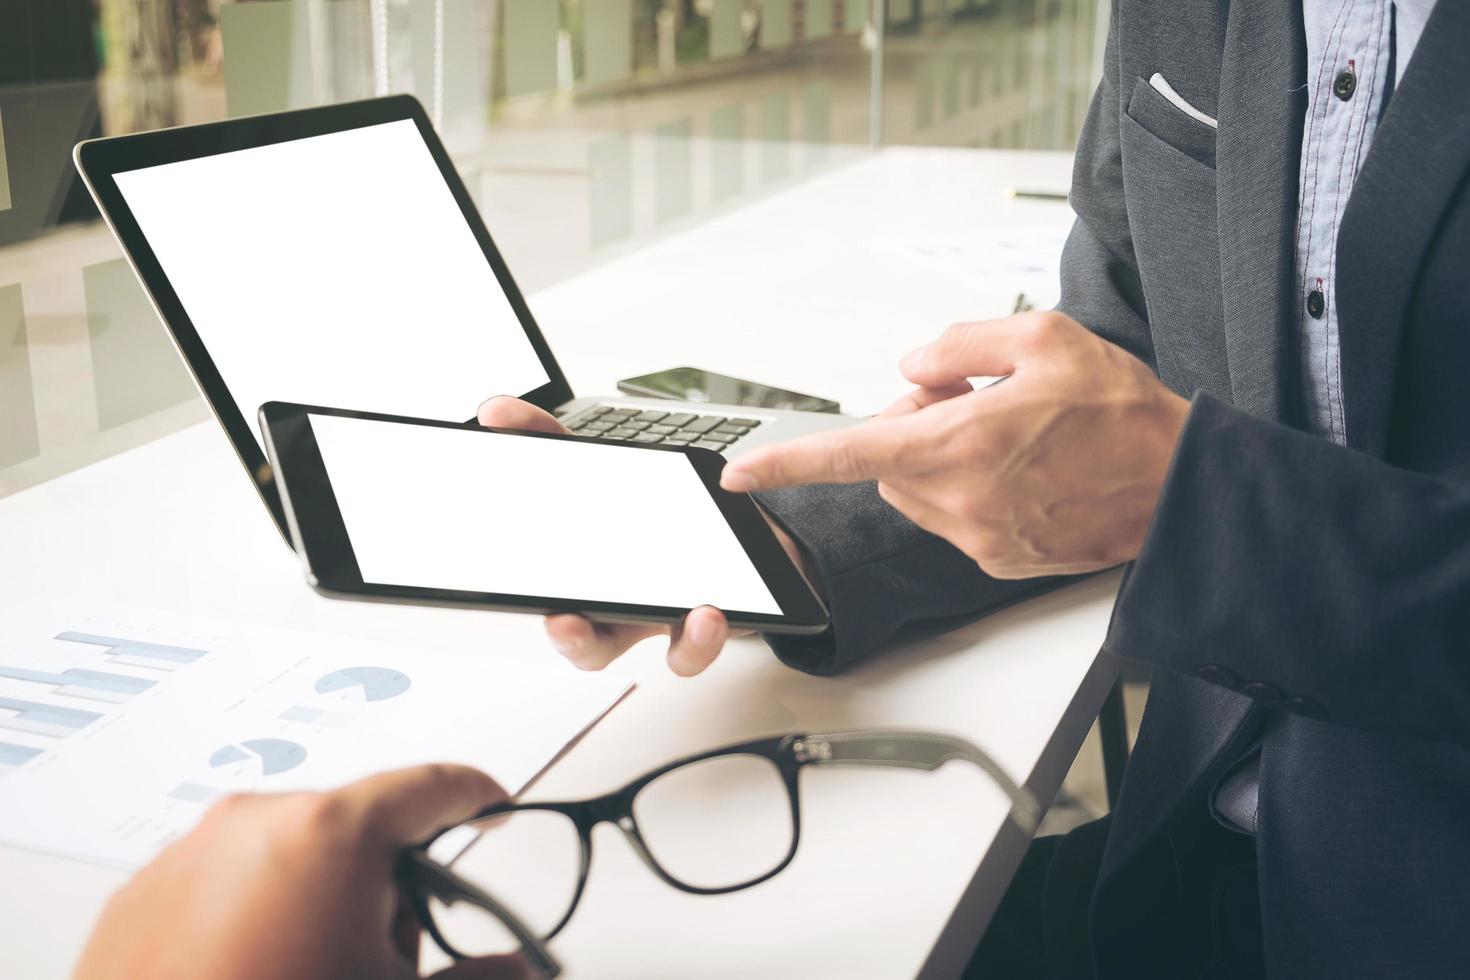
[
  {"x1": 1124, "y1": 75, "x2": 1217, "y2": 169},
  {"x1": 1119, "y1": 77, "x2": 1230, "y2": 398}
]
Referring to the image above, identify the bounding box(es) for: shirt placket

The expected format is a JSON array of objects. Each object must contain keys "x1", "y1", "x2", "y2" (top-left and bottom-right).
[{"x1": 1297, "y1": 0, "x2": 1388, "y2": 446}]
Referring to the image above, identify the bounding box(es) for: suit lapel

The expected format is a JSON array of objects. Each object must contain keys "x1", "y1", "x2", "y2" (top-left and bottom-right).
[
  {"x1": 1089, "y1": 0, "x2": 1301, "y2": 890},
  {"x1": 1336, "y1": 0, "x2": 1470, "y2": 457},
  {"x1": 1214, "y1": 0, "x2": 1307, "y2": 425}
]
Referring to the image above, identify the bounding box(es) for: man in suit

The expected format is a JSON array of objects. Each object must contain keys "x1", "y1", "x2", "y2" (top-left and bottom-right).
[
  {"x1": 482, "y1": 0, "x2": 1470, "y2": 975},
  {"x1": 77, "y1": 0, "x2": 1467, "y2": 976}
]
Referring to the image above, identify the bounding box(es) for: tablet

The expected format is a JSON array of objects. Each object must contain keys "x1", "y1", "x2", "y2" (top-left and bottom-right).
[{"x1": 259, "y1": 403, "x2": 830, "y2": 634}]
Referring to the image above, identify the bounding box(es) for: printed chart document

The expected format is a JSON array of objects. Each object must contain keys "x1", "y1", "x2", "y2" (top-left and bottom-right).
[
  {"x1": 872, "y1": 225, "x2": 1073, "y2": 302},
  {"x1": 0, "y1": 596, "x2": 631, "y2": 869}
]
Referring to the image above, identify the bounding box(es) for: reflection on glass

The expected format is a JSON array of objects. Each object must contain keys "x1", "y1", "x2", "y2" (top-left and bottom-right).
[
  {"x1": 711, "y1": 103, "x2": 746, "y2": 203},
  {"x1": 83, "y1": 258, "x2": 197, "y2": 430},
  {"x1": 0, "y1": 77, "x2": 98, "y2": 248},
  {"x1": 808, "y1": 1, "x2": 835, "y2": 40},
  {"x1": 583, "y1": 0, "x2": 634, "y2": 87},
  {"x1": 654, "y1": 118, "x2": 694, "y2": 224},
  {"x1": 0, "y1": 106, "x2": 11, "y2": 212},
  {"x1": 504, "y1": 0, "x2": 559, "y2": 97},
  {"x1": 0, "y1": 284, "x2": 39, "y2": 468},
  {"x1": 968, "y1": 52, "x2": 984, "y2": 107},
  {"x1": 588, "y1": 134, "x2": 633, "y2": 247},
  {"x1": 409, "y1": 0, "x2": 492, "y2": 142},
  {"x1": 402, "y1": 0, "x2": 487, "y2": 141},
  {"x1": 915, "y1": 57, "x2": 936, "y2": 130},
  {"x1": 804, "y1": 81, "x2": 832, "y2": 162},
  {"x1": 941, "y1": 54, "x2": 960, "y2": 120},
  {"x1": 709, "y1": 0, "x2": 745, "y2": 60},
  {"x1": 760, "y1": 91, "x2": 791, "y2": 183},
  {"x1": 220, "y1": 1, "x2": 312, "y2": 118},
  {"x1": 760, "y1": 0, "x2": 794, "y2": 51}
]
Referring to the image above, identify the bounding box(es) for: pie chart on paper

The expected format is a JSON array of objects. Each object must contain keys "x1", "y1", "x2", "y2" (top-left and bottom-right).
[
  {"x1": 314, "y1": 666, "x2": 412, "y2": 702},
  {"x1": 209, "y1": 738, "x2": 307, "y2": 777}
]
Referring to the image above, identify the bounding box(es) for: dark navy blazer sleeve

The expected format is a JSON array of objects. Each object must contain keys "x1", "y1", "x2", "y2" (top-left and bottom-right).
[
  {"x1": 753, "y1": 483, "x2": 1055, "y2": 675},
  {"x1": 1109, "y1": 393, "x2": 1470, "y2": 745}
]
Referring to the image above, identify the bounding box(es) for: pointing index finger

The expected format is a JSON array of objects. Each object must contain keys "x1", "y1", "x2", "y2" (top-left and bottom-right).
[{"x1": 720, "y1": 414, "x2": 925, "y2": 492}]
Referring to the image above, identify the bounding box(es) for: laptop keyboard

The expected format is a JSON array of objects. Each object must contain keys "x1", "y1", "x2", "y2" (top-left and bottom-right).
[{"x1": 557, "y1": 405, "x2": 761, "y2": 452}]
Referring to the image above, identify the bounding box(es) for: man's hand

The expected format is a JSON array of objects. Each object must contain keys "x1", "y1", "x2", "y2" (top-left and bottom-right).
[
  {"x1": 476, "y1": 397, "x2": 808, "y2": 675},
  {"x1": 720, "y1": 312, "x2": 1190, "y2": 579},
  {"x1": 74, "y1": 766, "x2": 519, "y2": 980}
]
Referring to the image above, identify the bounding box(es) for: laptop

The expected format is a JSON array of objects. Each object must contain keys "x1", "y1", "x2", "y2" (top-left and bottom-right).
[{"x1": 73, "y1": 95, "x2": 852, "y2": 541}]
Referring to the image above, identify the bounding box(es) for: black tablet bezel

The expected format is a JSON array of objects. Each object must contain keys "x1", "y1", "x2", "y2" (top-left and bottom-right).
[
  {"x1": 259, "y1": 402, "x2": 831, "y2": 635},
  {"x1": 74, "y1": 96, "x2": 575, "y2": 540}
]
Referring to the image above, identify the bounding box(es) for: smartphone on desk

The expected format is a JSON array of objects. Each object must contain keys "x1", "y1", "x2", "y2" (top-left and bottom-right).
[
  {"x1": 259, "y1": 402, "x2": 830, "y2": 634},
  {"x1": 618, "y1": 367, "x2": 841, "y2": 414}
]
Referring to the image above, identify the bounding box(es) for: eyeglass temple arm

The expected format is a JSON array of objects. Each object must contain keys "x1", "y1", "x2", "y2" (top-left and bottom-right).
[
  {"x1": 399, "y1": 849, "x2": 563, "y2": 979},
  {"x1": 792, "y1": 731, "x2": 1042, "y2": 834}
]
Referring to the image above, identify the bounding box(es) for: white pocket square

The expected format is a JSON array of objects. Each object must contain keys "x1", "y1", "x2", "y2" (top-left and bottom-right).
[{"x1": 1149, "y1": 73, "x2": 1218, "y2": 129}]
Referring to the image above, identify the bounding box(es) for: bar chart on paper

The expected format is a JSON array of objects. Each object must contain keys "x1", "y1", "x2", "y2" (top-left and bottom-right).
[
  {"x1": 0, "y1": 596, "x2": 631, "y2": 870},
  {"x1": 0, "y1": 697, "x2": 103, "y2": 737},
  {"x1": 0, "y1": 742, "x2": 42, "y2": 767},
  {"x1": 0, "y1": 633, "x2": 185, "y2": 728},
  {"x1": 0, "y1": 665, "x2": 155, "y2": 704},
  {"x1": 54, "y1": 631, "x2": 206, "y2": 670}
]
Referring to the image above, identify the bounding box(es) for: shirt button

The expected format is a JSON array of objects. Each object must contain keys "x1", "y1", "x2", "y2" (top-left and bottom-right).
[
  {"x1": 1334, "y1": 68, "x2": 1357, "y2": 101},
  {"x1": 1307, "y1": 289, "x2": 1326, "y2": 318}
]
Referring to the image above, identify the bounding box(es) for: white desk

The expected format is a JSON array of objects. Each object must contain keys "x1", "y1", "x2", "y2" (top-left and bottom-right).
[{"x1": 0, "y1": 147, "x2": 1121, "y2": 979}]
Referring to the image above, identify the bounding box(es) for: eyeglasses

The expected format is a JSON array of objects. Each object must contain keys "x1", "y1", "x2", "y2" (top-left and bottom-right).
[
  {"x1": 400, "y1": 728, "x2": 1037, "y2": 973},
  {"x1": 397, "y1": 848, "x2": 562, "y2": 978}
]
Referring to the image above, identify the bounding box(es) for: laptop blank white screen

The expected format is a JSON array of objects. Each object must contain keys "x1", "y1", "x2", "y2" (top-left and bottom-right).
[{"x1": 112, "y1": 119, "x2": 550, "y2": 451}]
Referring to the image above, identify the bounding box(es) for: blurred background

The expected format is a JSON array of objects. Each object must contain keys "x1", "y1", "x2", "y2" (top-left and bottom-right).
[{"x1": 0, "y1": 0, "x2": 1105, "y2": 497}]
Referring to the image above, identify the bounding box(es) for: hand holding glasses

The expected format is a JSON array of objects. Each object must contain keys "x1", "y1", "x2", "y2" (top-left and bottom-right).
[{"x1": 400, "y1": 729, "x2": 1040, "y2": 975}]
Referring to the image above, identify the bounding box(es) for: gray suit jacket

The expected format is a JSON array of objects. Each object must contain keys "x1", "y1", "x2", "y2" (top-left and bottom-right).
[{"x1": 758, "y1": 1, "x2": 1470, "y2": 975}]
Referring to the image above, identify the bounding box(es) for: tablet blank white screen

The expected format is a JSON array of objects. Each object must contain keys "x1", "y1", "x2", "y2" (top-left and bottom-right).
[
  {"x1": 111, "y1": 120, "x2": 550, "y2": 453},
  {"x1": 307, "y1": 414, "x2": 782, "y2": 615}
]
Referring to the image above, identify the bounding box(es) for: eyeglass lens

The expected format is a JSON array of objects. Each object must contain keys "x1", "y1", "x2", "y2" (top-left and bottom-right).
[
  {"x1": 429, "y1": 809, "x2": 583, "y2": 956},
  {"x1": 631, "y1": 752, "x2": 795, "y2": 890},
  {"x1": 428, "y1": 750, "x2": 797, "y2": 953}
]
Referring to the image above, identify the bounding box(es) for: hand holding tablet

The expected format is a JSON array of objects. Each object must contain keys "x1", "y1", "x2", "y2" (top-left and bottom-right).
[
  {"x1": 473, "y1": 398, "x2": 817, "y2": 676},
  {"x1": 260, "y1": 401, "x2": 829, "y2": 656}
]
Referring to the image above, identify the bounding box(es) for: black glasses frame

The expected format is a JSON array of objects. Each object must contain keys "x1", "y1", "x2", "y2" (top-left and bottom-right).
[
  {"x1": 397, "y1": 848, "x2": 562, "y2": 978},
  {"x1": 405, "y1": 728, "x2": 1038, "y2": 963}
]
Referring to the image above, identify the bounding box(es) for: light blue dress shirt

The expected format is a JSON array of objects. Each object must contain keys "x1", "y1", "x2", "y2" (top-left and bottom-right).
[
  {"x1": 1295, "y1": 0, "x2": 1435, "y2": 443},
  {"x1": 1212, "y1": 0, "x2": 1438, "y2": 836}
]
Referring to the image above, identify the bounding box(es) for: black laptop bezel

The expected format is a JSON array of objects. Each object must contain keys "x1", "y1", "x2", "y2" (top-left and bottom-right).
[
  {"x1": 74, "y1": 95, "x2": 575, "y2": 540},
  {"x1": 258, "y1": 402, "x2": 831, "y2": 635}
]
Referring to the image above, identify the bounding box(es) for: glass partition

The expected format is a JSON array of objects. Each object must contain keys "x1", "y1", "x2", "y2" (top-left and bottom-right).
[{"x1": 0, "y1": 0, "x2": 1103, "y2": 497}]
